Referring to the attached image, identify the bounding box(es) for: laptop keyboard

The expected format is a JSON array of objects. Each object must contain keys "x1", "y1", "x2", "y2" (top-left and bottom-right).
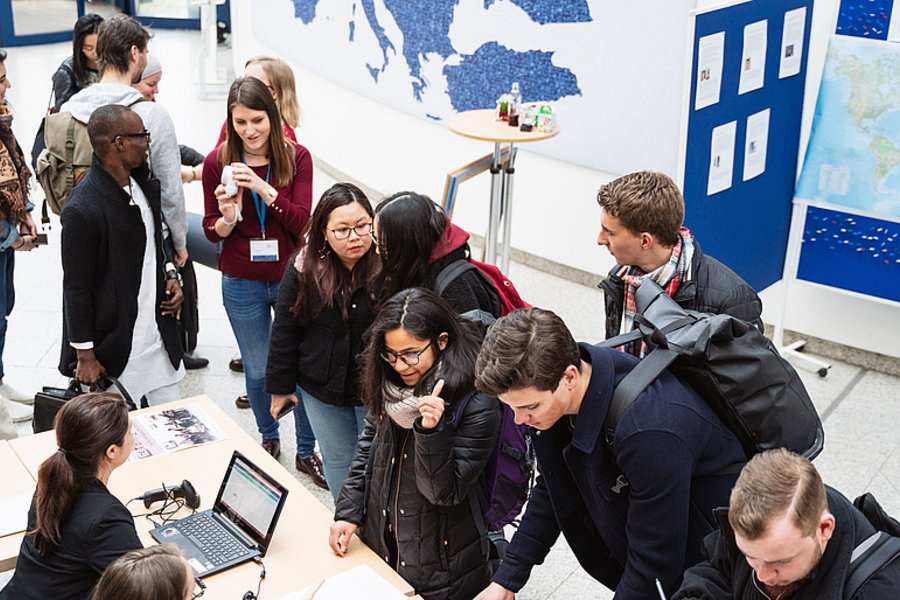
[{"x1": 178, "y1": 515, "x2": 251, "y2": 566}]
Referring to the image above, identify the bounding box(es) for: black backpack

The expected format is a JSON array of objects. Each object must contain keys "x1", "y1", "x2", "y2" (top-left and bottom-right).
[
  {"x1": 844, "y1": 493, "x2": 900, "y2": 598},
  {"x1": 599, "y1": 279, "x2": 824, "y2": 465}
]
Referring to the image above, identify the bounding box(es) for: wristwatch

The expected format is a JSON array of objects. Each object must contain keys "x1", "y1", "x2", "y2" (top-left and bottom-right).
[{"x1": 266, "y1": 187, "x2": 277, "y2": 201}]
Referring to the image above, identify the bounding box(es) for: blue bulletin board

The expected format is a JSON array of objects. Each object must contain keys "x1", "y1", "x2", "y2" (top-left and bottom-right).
[{"x1": 681, "y1": 0, "x2": 814, "y2": 291}]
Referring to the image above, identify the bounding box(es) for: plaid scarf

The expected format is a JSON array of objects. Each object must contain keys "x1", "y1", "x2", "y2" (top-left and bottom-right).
[
  {"x1": 0, "y1": 103, "x2": 30, "y2": 224},
  {"x1": 617, "y1": 227, "x2": 695, "y2": 357}
]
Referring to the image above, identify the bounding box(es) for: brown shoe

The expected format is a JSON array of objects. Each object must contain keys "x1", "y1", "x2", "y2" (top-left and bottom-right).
[
  {"x1": 235, "y1": 394, "x2": 249, "y2": 409},
  {"x1": 296, "y1": 453, "x2": 328, "y2": 490},
  {"x1": 229, "y1": 358, "x2": 244, "y2": 373},
  {"x1": 262, "y1": 439, "x2": 281, "y2": 459}
]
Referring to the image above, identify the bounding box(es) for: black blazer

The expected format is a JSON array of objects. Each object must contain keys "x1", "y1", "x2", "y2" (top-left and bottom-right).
[
  {"x1": 0, "y1": 479, "x2": 142, "y2": 600},
  {"x1": 58, "y1": 156, "x2": 182, "y2": 378},
  {"x1": 266, "y1": 262, "x2": 374, "y2": 407}
]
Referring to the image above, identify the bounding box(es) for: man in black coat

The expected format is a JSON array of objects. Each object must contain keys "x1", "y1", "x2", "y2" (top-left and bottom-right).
[
  {"x1": 59, "y1": 104, "x2": 183, "y2": 402},
  {"x1": 473, "y1": 308, "x2": 746, "y2": 599},
  {"x1": 596, "y1": 171, "x2": 762, "y2": 349},
  {"x1": 675, "y1": 449, "x2": 900, "y2": 599}
]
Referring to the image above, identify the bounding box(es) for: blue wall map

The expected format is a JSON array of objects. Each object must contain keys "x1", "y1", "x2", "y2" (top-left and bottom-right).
[
  {"x1": 255, "y1": 0, "x2": 695, "y2": 175},
  {"x1": 291, "y1": 0, "x2": 585, "y2": 112}
]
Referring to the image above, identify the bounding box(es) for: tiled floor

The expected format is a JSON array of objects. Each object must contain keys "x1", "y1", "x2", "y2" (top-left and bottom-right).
[{"x1": 2, "y1": 30, "x2": 898, "y2": 600}]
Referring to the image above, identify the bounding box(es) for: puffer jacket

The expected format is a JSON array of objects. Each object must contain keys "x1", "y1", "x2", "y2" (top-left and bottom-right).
[
  {"x1": 335, "y1": 391, "x2": 500, "y2": 600},
  {"x1": 600, "y1": 240, "x2": 763, "y2": 339}
]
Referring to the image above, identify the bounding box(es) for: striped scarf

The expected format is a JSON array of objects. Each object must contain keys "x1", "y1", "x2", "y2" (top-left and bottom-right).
[{"x1": 617, "y1": 227, "x2": 695, "y2": 357}]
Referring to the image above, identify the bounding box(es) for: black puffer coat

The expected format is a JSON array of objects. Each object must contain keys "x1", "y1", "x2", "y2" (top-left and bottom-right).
[
  {"x1": 600, "y1": 241, "x2": 763, "y2": 340},
  {"x1": 335, "y1": 391, "x2": 500, "y2": 600}
]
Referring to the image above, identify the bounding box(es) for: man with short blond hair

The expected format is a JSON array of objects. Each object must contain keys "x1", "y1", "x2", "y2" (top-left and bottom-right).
[
  {"x1": 675, "y1": 449, "x2": 900, "y2": 599},
  {"x1": 596, "y1": 171, "x2": 762, "y2": 353}
]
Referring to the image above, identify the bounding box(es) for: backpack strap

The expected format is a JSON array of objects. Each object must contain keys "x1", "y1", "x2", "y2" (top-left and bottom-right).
[
  {"x1": 844, "y1": 531, "x2": 900, "y2": 598},
  {"x1": 603, "y1": 347, "x2": 679, "y2": 454},
  {"x1": 64, "y1": 116, "x2": 77, "y2": 200},
  {"x1": 435, "y1": 259, "x2": 477, "y2": 297}
]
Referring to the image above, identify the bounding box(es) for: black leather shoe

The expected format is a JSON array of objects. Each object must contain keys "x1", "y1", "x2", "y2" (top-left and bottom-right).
[
  {"x1": 235, "y1": 394, "x2": 250, "y2": 409},
  {"x1": 262, "y1": 439, "x2": 281, "y2": 459},
  {"x1": 296, "y1": 453, "x2": 328, "y2": 490},
  {"x1": 229, "y1": 358, "x2": 244, "y2": 373},
  {"x1": 182, "y1": 353, "x2": 209, "y2": 370}
]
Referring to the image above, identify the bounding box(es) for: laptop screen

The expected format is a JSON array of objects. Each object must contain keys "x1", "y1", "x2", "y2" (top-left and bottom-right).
[{"x1": 214, "y1": 451, "x2": 289, "y2": 553}]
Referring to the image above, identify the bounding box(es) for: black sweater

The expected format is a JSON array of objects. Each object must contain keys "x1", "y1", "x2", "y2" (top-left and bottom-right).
[
  {"x1": 58, "y1": 157, "x2": 182, "y2": 378},
  {"x1": 266, "y1": 262, "x2": 374, "y2": 406},
  {"x1": 0, "y1": 479, "x2": 142, "y2": 600}
]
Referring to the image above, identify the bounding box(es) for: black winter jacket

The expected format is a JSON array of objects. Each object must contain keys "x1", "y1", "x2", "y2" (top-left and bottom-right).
[
  {"x1": 334, "y1": 392, "x2": 500, "y2": 600},
  {"x1": 266, "y1": 261, "x2": 374, "y2": 406},
  {"x1": 600, "y1": 241, "x2": 763, "y2": 339},
  {"x1": 425, "y1": 223, "x2": 501, "y2": 319},
  {"x1": 674, "y1": 487, "x2": 900, "y2": 599},
  {"x1": 59, "y1": 156, "x2": 182, "y2": 378},
  {"x1": 51, "y1": 56, "x2": 98, "y2": 113}
]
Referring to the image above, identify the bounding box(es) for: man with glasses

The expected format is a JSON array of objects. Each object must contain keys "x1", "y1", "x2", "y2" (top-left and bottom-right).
[{"x1": 59, "y1": 104, "x2": 184, "y2": 405}]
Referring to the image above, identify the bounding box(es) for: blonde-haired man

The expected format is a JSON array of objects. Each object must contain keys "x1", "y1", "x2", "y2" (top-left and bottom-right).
[{"x1": 674, "y1": 449, "x2": 900, "y2": 599}]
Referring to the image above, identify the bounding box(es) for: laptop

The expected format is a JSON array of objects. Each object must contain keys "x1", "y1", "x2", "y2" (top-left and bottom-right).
[{"x1": 150, "y1": 450, "x2": 289, "y2": 577}]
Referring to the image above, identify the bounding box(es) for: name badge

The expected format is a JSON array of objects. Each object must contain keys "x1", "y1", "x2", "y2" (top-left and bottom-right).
[{"x1": 250, "y1": 238, "x2": 279, "y2": 262}]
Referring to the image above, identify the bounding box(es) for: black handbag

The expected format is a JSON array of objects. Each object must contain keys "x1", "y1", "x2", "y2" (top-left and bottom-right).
[{"x1": 32, "y1": 377, "x2": 136, "y2": 434}]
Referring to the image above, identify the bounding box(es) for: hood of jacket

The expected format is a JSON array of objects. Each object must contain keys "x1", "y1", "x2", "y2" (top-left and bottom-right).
[
  {"x1": 429, "y1": 221, "x2": 470, "y2": 262},
  {"x1": 60, "y1": 82, "x2": 145, "y2": 123}
]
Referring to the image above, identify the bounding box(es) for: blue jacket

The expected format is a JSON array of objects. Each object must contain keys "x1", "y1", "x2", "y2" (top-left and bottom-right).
[{"x1": 493, "y1": 343, "x2": 746, "y2": 599}]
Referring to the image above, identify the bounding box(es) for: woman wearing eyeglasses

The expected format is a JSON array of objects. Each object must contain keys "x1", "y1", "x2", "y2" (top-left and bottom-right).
[
  {"x1": 266, "y1": 183, "x2": 379, "y2": 499},
  {"x1": 201, "y1": 77, "x2": 314, "y2": 465},
  {"x1": 329, "y1": 287, "x2": 500, "y2": 600},
  {"x1": 90, "y1": 545, "x2": 201, "y2": 600}
]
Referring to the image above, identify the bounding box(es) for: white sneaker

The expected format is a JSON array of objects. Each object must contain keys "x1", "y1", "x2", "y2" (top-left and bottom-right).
[
  {"x1": 2, "y1": 397, "x2": 33, "y2": 423},
  {"x1": 0, "y1": 382, "x2": 33, "y2": 404}
]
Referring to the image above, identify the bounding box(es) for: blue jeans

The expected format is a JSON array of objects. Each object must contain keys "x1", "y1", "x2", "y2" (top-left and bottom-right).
[
  {"x1": 298, "y1": 386, "x2": 366, "y2": 502},
  {"x1": 0, "y1": 248, "x2": 14, "y2": 380},
  {"x1": 221, "y1": 275, "x2": 315, "y2": 455}
]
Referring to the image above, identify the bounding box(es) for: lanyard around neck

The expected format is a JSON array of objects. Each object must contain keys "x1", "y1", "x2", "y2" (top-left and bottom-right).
[{"x1": 243, "y1": 156, "x2": 272, "y2": 238}]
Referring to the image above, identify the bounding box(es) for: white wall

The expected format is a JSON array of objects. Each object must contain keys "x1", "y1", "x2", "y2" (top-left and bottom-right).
[{"x1": 231, "y1": 0, "x2": 900, "y2": 359}]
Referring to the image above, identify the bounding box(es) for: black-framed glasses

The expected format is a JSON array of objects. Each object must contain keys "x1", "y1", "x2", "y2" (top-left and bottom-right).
[
  {"x1": 116, "y1": 129, "x2": 151, "y2": 142},
  {"x1": 192, "y1": 576, "x2": 206, "y2": 599},
  {"x1": 380, "y1": 342, "x2": 432, "y2": 366},
  {"x1": 330, "y1": 222, "x2": 373, "y2": 240}
]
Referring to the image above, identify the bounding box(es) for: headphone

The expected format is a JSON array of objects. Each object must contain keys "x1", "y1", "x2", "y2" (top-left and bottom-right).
[{"x1": 140, "y1": 479, "x2": 201, "y2": 510}]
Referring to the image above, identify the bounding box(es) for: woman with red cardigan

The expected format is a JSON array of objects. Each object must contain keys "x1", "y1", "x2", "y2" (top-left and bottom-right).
[{"x1": 201, "y1": 77, "x2": 317, "y2": 468}]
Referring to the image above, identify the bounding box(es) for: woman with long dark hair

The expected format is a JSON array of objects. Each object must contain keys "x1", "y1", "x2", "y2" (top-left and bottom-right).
[
  {"x1": 0, "y1": 393, "x2": 142, "y2": 600},
  {"x1": 372, "y1": 192, "x2": 500, "y2": 317},
  {"x1": 330, "y1": 288, "x2": 499, "y2": 600},
  {"x1": 51, "y1": 13, "x2": 104, "y2": 112},
  {"x1": 201, "y1": 77, "x2": 320, "y2": 478},
  {"x1": 267, "y1": 183, "x2": 378, "y2": 498}
]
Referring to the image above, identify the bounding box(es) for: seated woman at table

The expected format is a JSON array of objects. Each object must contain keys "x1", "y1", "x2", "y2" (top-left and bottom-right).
[
  {"x1": 90, "y1": 544, "x2": 196, "y2": 600},
  {"x1": 372, "y1": 192, "x2": 500, "y2": 319},
  {"x1": 0, "y1": 393, "x2": 142, "y2": 600},
  {"x1": 267, "y1": 183, "x2": 379, "y2": 500},
  {"x1": 329, "y1": 287, "x2": 500, "y2": 600}
]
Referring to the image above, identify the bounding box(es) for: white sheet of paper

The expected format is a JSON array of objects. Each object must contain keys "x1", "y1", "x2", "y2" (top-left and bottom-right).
[
  {"x1": 889, "y1": 4, "x2": 900, "y2": 42},
  {"x1": 277, "y1": 565, "x2": 407, "y2": 600},
  {"x1": 708, "y1": 121, "x2": 737, "y2": 196},
  {"x1": 0, "y1": 491, "x2": 34, "y2": 537},
  {"x1": 739, "y1": 20, "x2": 767, "y2": 94},
  {"x1": 695, "y1": 32, "x2": 725, "y2": 110},
  {"x1": 743, "y1": 108, "x2": 770, "y2": 181},
  {"x1": 779, "y1": 8, "x2": 807, "y2": 78}
]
